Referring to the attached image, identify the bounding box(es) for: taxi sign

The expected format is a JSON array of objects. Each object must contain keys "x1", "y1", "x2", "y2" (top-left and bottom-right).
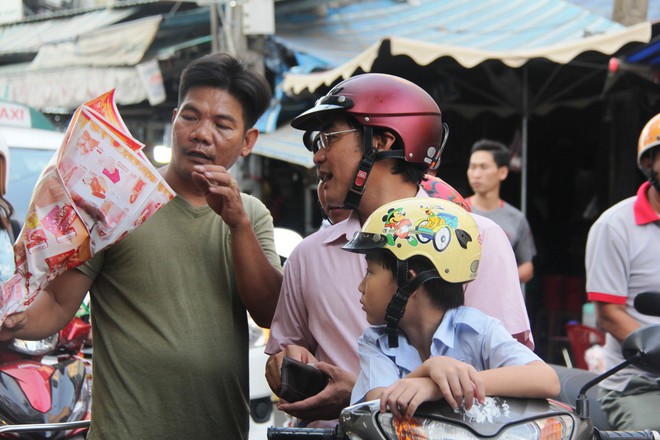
[{"x1": 0, "y1": 100, "x2": 55, "y2": 130}]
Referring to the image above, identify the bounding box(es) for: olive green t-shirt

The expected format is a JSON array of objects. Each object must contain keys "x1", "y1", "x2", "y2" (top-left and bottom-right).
[{"x1": 77, "y1": 194, "x2": 281, "y2": 440}]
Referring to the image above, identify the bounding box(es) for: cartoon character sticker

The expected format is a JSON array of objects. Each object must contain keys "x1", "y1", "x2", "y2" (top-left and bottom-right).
[
  {"x1": 415, "y1": 205, "x2": 459, "y2": 250},
  {"x1": 380, "y1": 204, "x2": 473, "y2": 253},
  {"x1": 382, "y1": 208, "x2": 418, "y2": 246}
]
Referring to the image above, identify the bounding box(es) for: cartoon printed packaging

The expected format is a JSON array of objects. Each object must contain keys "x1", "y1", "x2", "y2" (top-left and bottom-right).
[{"x1": 0, "y1": 90, "x2": 175, "y2": 322}]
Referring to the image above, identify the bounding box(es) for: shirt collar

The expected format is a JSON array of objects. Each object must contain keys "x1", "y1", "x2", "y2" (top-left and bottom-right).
[
  {"x1": 634, "y1": 181, "x2": 660, "y2": 225},
  {"x1": 433, "y1": 308, "x2": 458, "y2": 349},
  {"x1": 376, "y1": 328, "x2": 421, "y2": 372},
  {"x1": 375, "y1": 308, "x2": 460, "y2": 372},
  {"x1": 322, "y1": 211, "x2": 361, "y2": 245}
]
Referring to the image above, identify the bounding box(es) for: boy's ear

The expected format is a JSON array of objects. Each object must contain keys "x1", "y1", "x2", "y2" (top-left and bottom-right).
[{"x1": 407, "y1": 268, "x2": 417, "y2": 281}]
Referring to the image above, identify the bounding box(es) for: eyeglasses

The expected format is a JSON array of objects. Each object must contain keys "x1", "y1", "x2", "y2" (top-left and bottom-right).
[{"x1": 308, "y1": 129, "x2": 358, "y2": 154}]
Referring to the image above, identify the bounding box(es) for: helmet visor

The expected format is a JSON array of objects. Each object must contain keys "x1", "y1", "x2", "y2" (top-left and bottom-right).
[
  {"x1": 343, "y1": 231, "x2": 388, "y2": 253},
  {"x1": 291, "y1": 95, "x2": 355, "y2": 131}
]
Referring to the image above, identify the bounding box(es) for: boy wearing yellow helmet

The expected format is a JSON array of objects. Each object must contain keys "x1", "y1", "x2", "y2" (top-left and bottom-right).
[{"x1": 344, "y1": 198, "x2": 559, "y2": 418}]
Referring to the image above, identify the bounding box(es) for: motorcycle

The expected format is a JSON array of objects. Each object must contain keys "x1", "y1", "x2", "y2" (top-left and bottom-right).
[
  {"x1": 0, "y1": 316, "x2": 92, "y2": 439},
  {"x1": 267, "y1": 291, "x2": 660, "y2": 440}
]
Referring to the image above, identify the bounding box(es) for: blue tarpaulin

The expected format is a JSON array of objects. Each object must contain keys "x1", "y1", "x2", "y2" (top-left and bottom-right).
[{"x1": 274, "y1": 0, "x2": 651, "y2": 94}]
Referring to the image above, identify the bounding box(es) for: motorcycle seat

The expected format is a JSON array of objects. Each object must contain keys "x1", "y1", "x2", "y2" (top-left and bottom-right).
[{"x1": 550, "y1": 364, "x2": 613, "y2": 430}]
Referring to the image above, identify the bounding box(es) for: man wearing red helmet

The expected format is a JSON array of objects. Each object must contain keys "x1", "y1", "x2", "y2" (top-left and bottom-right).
[
  {"x1": 265, "y1": 73, "x2": 532, "y2": 424},
  {"x1": 585, "y1": 113, "x2": 660, "y2": 430}
]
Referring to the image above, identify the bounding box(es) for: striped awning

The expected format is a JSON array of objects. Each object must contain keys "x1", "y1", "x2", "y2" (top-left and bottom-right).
[{"x1": 276, "y1": 0, "x2": 652, "y2": 94}]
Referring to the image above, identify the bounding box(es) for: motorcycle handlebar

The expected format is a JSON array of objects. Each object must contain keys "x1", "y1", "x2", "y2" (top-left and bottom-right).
[
  {"x1": 267, "y1": 426, "x2": 343, "y2": 439},
  {"x1": 0, "y1": 420, "x2": 90, "y2": 434},
  {"x1": 595, "y1": 429, "x2": 660, "y2": 439}
]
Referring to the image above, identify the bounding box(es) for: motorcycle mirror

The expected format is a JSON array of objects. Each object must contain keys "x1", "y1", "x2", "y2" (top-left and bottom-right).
[
  {"x1": 576, "y1": 324, "x2": 660, "y2": 420},
  {"x1": 634, "y1": 291, "x2": 660, "y2": 317},
  {"x1": 621, "y1": 324, "x2": 660, "y2": 375}
]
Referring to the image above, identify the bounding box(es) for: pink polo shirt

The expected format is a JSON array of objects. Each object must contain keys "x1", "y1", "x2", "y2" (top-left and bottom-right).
[{"x1": 266, "y1": 189, "x2": 533, "y2": 374}]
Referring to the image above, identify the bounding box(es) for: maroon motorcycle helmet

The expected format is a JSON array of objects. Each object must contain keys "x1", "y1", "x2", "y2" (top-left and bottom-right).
[{"x1": 293, "y1": 73, "x2": 447, "y2": 171}]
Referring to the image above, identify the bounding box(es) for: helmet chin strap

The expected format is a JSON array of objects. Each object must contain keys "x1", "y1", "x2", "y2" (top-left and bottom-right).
[
  {"x1": 342, "y1": 127, "x2": 411, "y2": 210},
  {"x1": 384, "y1": 261, "x2": 442, "y2": 348},
  {"x1": 341, "y1": 123, "x2": 449, "y2": 210},
  {"x1": 650, "y1": 172, "x2": 660, "y2": 194},
  {"x1": 648, "y1": 149, "x2": 660, "y2": 194},
  {"x1": 343, "y1": 126, "x2": 375, "y2": 210}
]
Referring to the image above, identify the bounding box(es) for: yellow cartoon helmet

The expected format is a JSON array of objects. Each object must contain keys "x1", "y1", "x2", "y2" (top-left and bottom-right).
[
  {"x1": 344, "y1": 197, "x2": 481, "y2": 284},
  {"x1": 638, "y1": 113, "x2": 660, "y2": 177}
]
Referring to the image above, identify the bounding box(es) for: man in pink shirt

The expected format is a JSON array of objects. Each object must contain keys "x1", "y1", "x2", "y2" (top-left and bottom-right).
[{"x1": 265, "y1": 73, "x2": 532, "y2": 423}]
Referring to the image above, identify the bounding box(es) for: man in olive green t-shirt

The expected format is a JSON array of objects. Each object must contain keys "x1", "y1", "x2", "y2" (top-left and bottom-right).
[{"x1": 0, "y1": 53, "x2": 283, "y2": 439}]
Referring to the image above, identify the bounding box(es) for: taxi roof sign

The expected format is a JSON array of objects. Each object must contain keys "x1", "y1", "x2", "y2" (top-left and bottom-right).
[{"x1": 0, "y1": 100, "x2": 55, "y2": 131}]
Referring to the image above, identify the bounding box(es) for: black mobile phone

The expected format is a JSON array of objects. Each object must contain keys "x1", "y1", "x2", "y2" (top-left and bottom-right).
[{"x1": 279, "y1": 356, "x2": 329, "y2": 402}]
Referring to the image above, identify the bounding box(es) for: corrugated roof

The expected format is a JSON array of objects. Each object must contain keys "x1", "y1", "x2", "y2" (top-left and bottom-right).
[
  {"x1": 276, "y1": 0, "x2": 651, "y2": 94},
  {"x1": 0, "y1": 8, "x2": 136, "y2": 56},
  {"x1": 0, "y1": 4, "x2": 213, "y2": 112},
  {"x1": 30, "y1": 15, "x2": 162, "y2": 68}
]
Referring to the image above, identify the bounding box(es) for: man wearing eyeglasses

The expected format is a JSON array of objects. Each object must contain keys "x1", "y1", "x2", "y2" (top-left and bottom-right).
[{"x1": 265, "y1": 73, "x2": 532, "y2": 425}]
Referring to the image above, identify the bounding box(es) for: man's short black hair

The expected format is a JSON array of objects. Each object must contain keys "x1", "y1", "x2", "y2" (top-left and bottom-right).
[
  {"x1": 366, "y1": 249, "x2": 464, "y2": 311},
  {"x1": 471, "y1": 139, "x2": 510, "y2": 168},
  {"x1": 178, "y1": 52, "x2": 272, "y2": 130}
]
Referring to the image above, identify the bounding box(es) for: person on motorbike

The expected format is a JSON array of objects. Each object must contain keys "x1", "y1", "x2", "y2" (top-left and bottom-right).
[
  {"x1": 265, "y1": 73, "x2": 533, "y2": 425},
  {"x1": 0, "y1": 53, "x2": 283, "y2": 439},
  {"x1": 344, "y1": 197, "x2": 559, "y2": 419},
  {"x1": 585, "y1": 112, "x2": 660, "y2": 430},
  {"x1": 0, "y1": 135, "x2": 15, "y2": 283}
]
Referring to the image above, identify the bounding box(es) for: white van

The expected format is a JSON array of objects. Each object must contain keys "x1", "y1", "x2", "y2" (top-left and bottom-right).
[
  {"x1": 0, "y1": 100, "x2": 63, "y2": 224},
  {"x1": 1, "y1": 125, "x2": 63, "y2": 224}
]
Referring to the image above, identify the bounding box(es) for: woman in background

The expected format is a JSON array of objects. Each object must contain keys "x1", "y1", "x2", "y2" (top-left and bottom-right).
[{"x1": 0, "y1": 135, "x2": 15, "y2": 283}]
